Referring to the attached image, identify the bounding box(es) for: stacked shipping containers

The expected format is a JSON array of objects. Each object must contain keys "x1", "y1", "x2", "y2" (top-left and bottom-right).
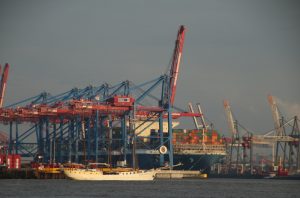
[
  {"x1": 172, "y1": 129, "x2": 222, "y2": 145},
  {"x1": 0, "y1": 154, "x2": 21, "y2": 169}
]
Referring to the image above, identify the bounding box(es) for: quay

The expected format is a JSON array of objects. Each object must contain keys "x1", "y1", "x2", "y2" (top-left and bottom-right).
[
  {"x1": 155, "y1": 170, "x2": 207, "y2": 179},
  {"x1": 0, "y1": 167, "x2": 65, "y2": 179}
]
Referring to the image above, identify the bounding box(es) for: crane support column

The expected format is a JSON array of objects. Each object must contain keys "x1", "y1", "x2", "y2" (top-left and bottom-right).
[
  {"x1": 45, "y1": 118, "x2": 50, "y2": 162},
  {"x1": 34, "y1": 123, "x2": 39, "y2": 156},
  {"x1": 95, "y1": 110, "x2": 99, "y2": 163},
  {"x1": 250, "y1": 134, "x2": 254, "y2": 174},
  {"x1": 52, "y1": 123, "x2": 57, "y2": 163},
  {"x1": 86, "y1": 117, "x2": 91, "y2": 161},
  {"x1": 75, "y1": 118, "x2": 80, "y2": 163},
  {"x1": 59, "y1": 117, "x2": 63, "y2": 163},
  {"x1": 15, "y1": 122, "x2": 19, "y2": 155},
  {"x1": 68, "y1": 121, "x2": 72, "y2": 162},
  {"x1": 168, "y1": 104, "x2": 174, "y2": 169},
  {"x1": 38, "y1": 120, "x2": 44, "y2": 161},
  {"x1": 121, "y1": 115, "x2": 127, "y2": 163},
  {"x1": 159, "y1": 78, "x2": 165, "y2": 167},
  {"x1": 159, "y1": 112, "x2": 164, "y2": 166},
  {"x1": 9, "y1": 121, "x2": 12, "y2": 154}
]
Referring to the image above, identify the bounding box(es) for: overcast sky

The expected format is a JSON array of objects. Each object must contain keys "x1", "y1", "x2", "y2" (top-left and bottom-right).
[{"x1": 0, "y1": 0, "x2": 299, "y2": 136}]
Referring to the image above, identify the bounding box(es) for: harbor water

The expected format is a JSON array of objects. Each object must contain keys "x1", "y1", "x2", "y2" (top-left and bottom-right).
[{"x1": 0, "y1": 179, "x2": 299, "y2": 198}]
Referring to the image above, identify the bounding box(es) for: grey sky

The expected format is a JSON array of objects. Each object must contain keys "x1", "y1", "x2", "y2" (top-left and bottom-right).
[{"x1": 0, "y1": 0, "x2": 299, "y2": 135}]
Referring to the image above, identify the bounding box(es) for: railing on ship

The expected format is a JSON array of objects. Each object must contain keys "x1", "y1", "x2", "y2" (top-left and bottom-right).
[{"x1": 173, "y1": 144, "x2": 227, "y2": 155}]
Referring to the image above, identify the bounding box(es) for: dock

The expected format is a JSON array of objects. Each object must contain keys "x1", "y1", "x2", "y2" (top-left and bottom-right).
[{"x1": 155, "y1": 170, "x2": 207, "y2": 179}]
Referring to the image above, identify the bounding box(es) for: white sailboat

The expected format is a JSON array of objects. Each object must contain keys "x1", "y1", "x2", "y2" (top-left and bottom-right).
[
  {"x1": 63, "y1": 113, "x2": 157, "y2": 181},
  {"x1": 63, "y1": 167, "x2": 156, "y2": 181}
]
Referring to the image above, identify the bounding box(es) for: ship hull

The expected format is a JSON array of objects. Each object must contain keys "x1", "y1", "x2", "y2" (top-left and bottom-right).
[
  {"x1": 101, "y1": 153, "x2": 223, "y2": 173},
  {"x1": 136, "y1": 154, "x2": 223, "y2": 172}
]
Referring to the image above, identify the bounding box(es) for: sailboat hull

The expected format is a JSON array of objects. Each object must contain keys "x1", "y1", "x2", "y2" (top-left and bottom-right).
[{"x1": 63, "y1": 168, "x2": 156, "y2": 181}]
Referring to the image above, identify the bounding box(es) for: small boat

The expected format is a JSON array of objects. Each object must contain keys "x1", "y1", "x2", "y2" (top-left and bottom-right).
[
  {"x1": 264, "y1": 172, "x2": 276, "y2": 179},
  {"x1": 63, "y1": 163, "x2": 156, "y2": 181}
]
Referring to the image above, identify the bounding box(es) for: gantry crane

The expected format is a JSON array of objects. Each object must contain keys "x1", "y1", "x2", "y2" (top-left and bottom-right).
[
  {"x1": 0, "y1": 26, "x2": 201, "y2": 170},
  {"x1": 188, "y1": 102, "x2": 207, "y2": 146},
  {"x1": 223, "y1": 100, "x2": 255, "y2": 174},
  {"x1": 268, "y1": 94, "x2": 288, "y2": 168},
  {"x1": 162, "y1": 25, "x2": 186, "y2": 168},
  {"x1": 267, "y1": 94, "x2": 300, "y2": 170},
  {"x1": 223, "y1": 100, "x2": 240, "y2": 173}
]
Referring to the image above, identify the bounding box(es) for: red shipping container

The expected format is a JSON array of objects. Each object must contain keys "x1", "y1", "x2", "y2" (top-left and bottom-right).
[
  {"x1": 193, "y1": 136, "x2": 199, "y2": 141},
  {"x1": 212, "y1": 131, "x2": 218, "y2": 137},
  {"x1": 0, "y1": 154, "x2": 6, "y2": 165},
  {"x1": 5, "y1": 154, "x2": 21, "y2": 169},
  {"x1": 6, "y1": 155, "x2": 13, "y2": 169},
  {"x1": 13, "y1": 155, "x2": 21, "y2": 169},
  {"x1": 190, "y1": 139, "x2": 199, "y2": 144},
  {"x1": 110, "y1": 95, "x2": 135, "y2": 106}
]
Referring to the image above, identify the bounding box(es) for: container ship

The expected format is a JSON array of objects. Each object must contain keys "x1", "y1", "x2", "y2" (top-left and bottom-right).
[
  {"x1": 105, "y1": 127, "x2": 227, "y2": 173},
  {"x1": 135, "y1": 129, "x2": 226, "y2": 172}
]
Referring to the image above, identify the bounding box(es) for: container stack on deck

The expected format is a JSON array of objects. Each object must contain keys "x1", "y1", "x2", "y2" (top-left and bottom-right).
[{"x1": 172, "y1": 129, "x2": 222, "y2": 145}]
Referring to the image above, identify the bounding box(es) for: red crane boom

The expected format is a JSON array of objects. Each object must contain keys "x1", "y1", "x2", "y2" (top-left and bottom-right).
[
  {"x1": 169, "y1": 25, "x2": 186, "y2": 106},
  {"x1": 0, "y1": 63, "x2": 9, "y2": 108}
]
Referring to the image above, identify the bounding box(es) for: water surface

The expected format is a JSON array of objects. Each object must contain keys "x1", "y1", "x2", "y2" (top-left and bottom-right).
[{"x1": 0, "y1": 178, "x2": 299, "y2": 198}]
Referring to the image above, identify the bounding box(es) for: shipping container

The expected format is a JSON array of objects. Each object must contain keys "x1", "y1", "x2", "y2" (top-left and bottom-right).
[
  {"x1": 4, "y1": 154, "x2": 21, "y2": 169},
  {"x1": 13, "y1": 155, "x2": 21, "y2": 169},
  {"x1": 6, "y1": 155, "x2": 13, "y2": 169},
  {"x1": 0, "y1": 154, "x2": 6, "y2": 165},
  {"x1": 190, "y1": 139, "x2": 199, "y2": 144},
  {"x1": 108, "y1": 95, "x2": 135, "y2": 106}
]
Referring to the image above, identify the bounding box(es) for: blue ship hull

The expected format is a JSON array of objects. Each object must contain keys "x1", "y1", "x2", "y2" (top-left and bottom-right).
[{"x1": 135, "y1": 154, "x2": 223, "y2": 172}]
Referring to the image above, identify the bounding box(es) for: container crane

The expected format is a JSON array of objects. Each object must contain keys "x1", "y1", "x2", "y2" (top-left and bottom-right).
[
  {"x1": 188, "y1": 102, "x2": 201, "y2": 130},
  {"x1": 196, "y1": 103, "x2": 207, "y2": 130},
  {"x1": 223, "y1": 100, "x2": 237, "y2": 136},
  {"x1": 223, "y1": 100, "x2": 242, "y2": 174},
  {"x1": 267, "y1": 94, "x2": 288, "y2": 168},
  {"x1": 188, "y1": 102, "x2": 207, "y2": 146},
  {"x1": 267, "y1": 95, "x2": 283, "y2": 136},
  {"x1": 0, "y1": 26, "x2": 208, "y2": 169}
]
